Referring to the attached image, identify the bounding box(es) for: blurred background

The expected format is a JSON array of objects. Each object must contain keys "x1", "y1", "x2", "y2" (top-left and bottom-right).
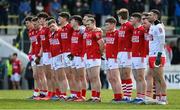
[{"x1": 0, "y1": 0, "x2": 180, "y2": 90}]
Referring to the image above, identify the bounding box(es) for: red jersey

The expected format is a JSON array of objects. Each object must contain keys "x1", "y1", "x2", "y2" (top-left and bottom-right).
[
  {"x1": 118, "y1": 21, "x2": 134, "y2": 52},
  {"x1": 86, "y1": 30, "x2": 102, "y2": 59},
  {"x1": 106, "y1": 30, "x2": 119, "y2": 59},
  {"x1": 12, "y1": 59, "x2": 21, "y2": 74},
  {"x1": 71, "y1": 30, "x2": 84, "y2": 57},
  {"x1": 131, "y1": 25, "x2": 147, "y2": 57},
  {"x1": 82, "y1": 28, "x2": 89, "y2": 55},
  {"x1": 144, "y1": 29, "x2": 149, "y2": 56},
  {"x1": 38, "y1": 27, "x2": 50, "y2": 52},
  {"x1": 28, "y1": 29, "x2": 41, "y2": 56},
  {"x1": 49, "y1": 29, "x2": 62, "y2": 57},
  {"x1": 60, "y1": 23, "x2": 74, "y2": 52}
]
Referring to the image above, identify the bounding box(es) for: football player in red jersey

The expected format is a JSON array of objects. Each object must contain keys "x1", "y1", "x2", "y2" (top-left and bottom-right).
[
  {"x1": 117, "y1": 8, "x2": 134, "y2": 102},
  {"x1": 104, "y1": 17, "x2": 123, "y2": 103},
  {"x1": 25, "y1": 16, "x2": 41, "y2": 99},
  {"x1": 85, "y1": 18, "x2": 104, "y2": 102},
  {"x1": 58, "y1": 12, "x2": 76, "y2": 100},
  {"x1": 48, "y1": 19, "x2": 68, "y2": 101},
  {"x1": 11, "y1": 53, "x2": 22, "y2": 89},
  {"x1": 129, "y1": 12, "x2": 147, "y2": 104},
  {"x1": 70, "y1": 15, "x2": 87, "y2": 101},
  {"x1": 37, "y1": 12, "x2": 55, "y2": 100}
]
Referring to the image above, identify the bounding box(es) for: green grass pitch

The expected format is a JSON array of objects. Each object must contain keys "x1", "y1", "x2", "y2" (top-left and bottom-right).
[{"x1": 0, "y1": 90, "x2": 180, "y2": 110}]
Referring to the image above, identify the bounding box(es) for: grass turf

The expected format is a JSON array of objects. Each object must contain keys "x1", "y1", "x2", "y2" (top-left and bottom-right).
[{"x1": 0, "y1": 90, "x2": 180, "y2": 110}]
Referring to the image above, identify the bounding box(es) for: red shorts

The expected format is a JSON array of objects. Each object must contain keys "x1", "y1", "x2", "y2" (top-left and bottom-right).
[{"x1": 148, "y1": 56, "x2": 166, "y2": 68}]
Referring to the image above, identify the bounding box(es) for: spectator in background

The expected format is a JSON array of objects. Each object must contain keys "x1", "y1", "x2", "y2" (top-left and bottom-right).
[
  {"x1": 171, "y1": 38, "x2": 180, "y2": 64},
  {"x1": 167, "y1": 0, "x2": 175, "y2": 26},
  {"x1": 91, "y1": 0, "x2": 103, "y2": 26},
  {"x1": 8, "y1": 0, "x2": 20, "y2": 15},
  {"x1": 81, "y1": 1, "x2": 91, "y2": 15},
  {"x1": 0, "y1": 57, "x2": 5, "y2": 89},
  {"x1": 114, "y1": 0, "x2": 130, "y2": 11},
  {"x1": 130, "y1": 0, "x2": 145, "y2": 14},
  {"x1": 101, "y1": 0, "x2": 114, "y2": 26},
  {"x1": 5, "y1": 56, "x2": 13, "y2": 89},
  {"x1": 50, "y1": 0, "x2": 61, "y2": 19},
  {"x1": 0, "y1": 0, "x2": 9, "y2": 34},
  {"x1": 11, "y1": 53, "x2": 22, "y2": 89},
  {"x1": 72, "y1": 0, "x2": 83, "y2": 15},
  {"x1": 25, "y1": 61, "x2": 34, "y2": 89},
  {"x1": 165, "y1": 43, "x2": 173, "y2": 66},
  {"x1": 149, "y1": 0, "x2": 163, "y2": 13},
  {"x1": 36, "y1": 1, "x2": 44, "y2": 12},
  {"x1": 175, "y1": 0, "x2": 180, "y2": 27},
  {"x1": 18, "y1": 0, "x2": 31, "y2": 25},
  {"x1": 61, "y1": 4, "x2": 69, "y2": 12}
]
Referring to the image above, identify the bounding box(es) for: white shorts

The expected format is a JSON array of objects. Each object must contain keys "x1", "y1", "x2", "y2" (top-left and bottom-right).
[
  {"x1": 132, "y1": 57, "x2": 147, "y2": 69},
  {"x1": 117, "y1": 52, "x2": 132, "y2": 68},
  {"x1": 86, "y1": 59, "x2": 101, "y2": 69},
  {"x1": 106, "y1": 58, "x2": 119, "y2": 70},
  {"x1": 11, "y1": 73, "x2": 21, "y2": 82},
  {"x1": 71, "y1": 56, "x2": 85, "y2": 69},
  {"x1": 40, "y1": 52, "x2": 51, "y2": 65},
  {"x1": 51, "y1": 54, "x2": 64, "y2": 70},
  {"x1": 63, "y1": 52, "x2": 72, "y2": 67}
]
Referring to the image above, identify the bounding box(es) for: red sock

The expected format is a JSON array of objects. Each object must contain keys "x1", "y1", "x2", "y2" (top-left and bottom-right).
[
  {"x1": 82, "y1": 89, "x2": 86, "y2": 97},
  {"x1": 47, "y1": 91, "x2": 53, "y2": 97},
  {"x1": 96, "y1": 92, "x2": 100, "y2": 98},
  {"x1": 52, "y1": 92, "x2": 56, "y2": 96},
  {"x1": 124, "y1": 79, "x2": 133, "y2": 98},
  {"x1": 121, "y1": 80, "x2": 126, "y2": 95},
  {"x1": 34, "y1": 89, "x2": 39, "y2": 92},
  {"x1": 77, "y1": 91, "x2": 81, "y2": 98},
  {"x1": 92, "y1": 90, "x2": 96, "y2": 97},
  {"x1": 114, "y1": 93, "x2": 122, "y2": 100},
  {"x1": 61, "y1": 92, "x2": 66, "y2": 96}
]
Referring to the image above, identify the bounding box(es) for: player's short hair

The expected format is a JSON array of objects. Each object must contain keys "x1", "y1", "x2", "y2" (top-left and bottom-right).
[
  {"x1": 46, "y1": 16, "x2": 55, "y2": 21},
  {"x1": 71, "y1": 15, "x2": 82, "y2": 25},
  {"x1": 87, "y1": 18, "x2": 96, "y2": 23},
  {"x1": 117, "y1": 8, "x2": 129, "y2": 20},
  {"x1": 131, "y1": 12, "x2": 142, "y2": 20},
  {"x1": 142, "y1": 12, "x2": 149, "y2": 17},
  {"x1": 13, "y1": 53, "x2": 17, "y2": 56},
  {"x1": 150, "y1": 9, "x2": 161, "y2": 20},
  {"x1": 48, "y1": 19, "x2": 56, "y2": 26},
  {"x1": 59, "y1": 12, "x2": 71, "y2": 20},
  {"x1": 84, "y1": 14, "x2": 95, "y2": 18},
  {"x1": 24, "y1": 16, "x2": 33, "y2": 22},
  {"x1": 37, "y1": 12, "x2": 49, "y2": 18},
  {"x1": 32, "y1": 17, "x2": 38, "y2": 22},
  {"x1": 105, "y1": 17, "x2": 117, "y2": 24}
]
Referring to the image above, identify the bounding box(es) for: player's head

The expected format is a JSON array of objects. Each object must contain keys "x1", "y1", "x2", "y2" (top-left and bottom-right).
[
  {"x1": 148, "y1": 9, "x2": 161, "y2": 23},
  {"x1": 117, "y1": 8, "x2": 129, "y2": 22},
  {"x1": 83, "y1": 14, "x2": 95, "y2": 25},
  {"x1": 105, "y1": 17, "x2": 117, "y2": 31},
  {"x1": 58, "y1": 12, "x2": 71, "y2": 25},
  {"x1": 32, "y1": 17, "x2": 39, "y2": 29},
  {"x1": 48, "y1": 19, "x2": 58, "y2": 32},
  {"x1": 130, "y1": 12, "x2": 142, "y2": 26},
  {"x1": 142, "y1": 12, "x2": 151, "y2": 29},
  {"x1": 24, "y1": 16, "x2": 34, "y2": 29},
  {"x1": 45, "y1": 16, "x2": 55, "y2": 27},
  {"x1": 70, "y1": 15, "x2": 82, "y2": 27},
  {"x1": 12, "y1": 53, "x2": 17, "y2": 60},
  {"x1": 86, "y1": 18, "x2": 96, "y2": 30},
  {"x1": 37, "y1": 12, "x2": 49, "y2": 25}
]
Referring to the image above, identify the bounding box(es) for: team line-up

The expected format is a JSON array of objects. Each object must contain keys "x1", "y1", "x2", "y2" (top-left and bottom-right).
[{"x1": 22, "y1": 8, "x2": 167, "y2": 105}]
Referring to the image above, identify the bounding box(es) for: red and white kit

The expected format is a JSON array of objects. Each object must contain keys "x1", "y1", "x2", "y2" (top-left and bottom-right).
[
  {"x1": 148, "y1": 22, "x2": 166, "y2": 68},
  {"x1": 86, "y1": 29, "x2": 102, "y2": 68},
  {"x1": 105, "y1": 30, "x2": 119, "y2": 70},
  {"x1": 38, "y1": 27, "x2": 51, "y2": 65},
  {"x1": 71, "y1": 29, "x2": 85, "y2": 69},
  {"x1": 60, "y1": 23, "x2": 74, "y2": 67},
  {"x1": 11, "y1": 59, "x2": 21, "y2": 82},
  {"x1": 49, "y1": 29, "x2": 64, "y2": 70},
  {"x1": 28, "y1": 29, "x2": 41, "y2": 66},
  {"x1": 117, "y1": 21, "x2": 134, "y2": 67},
  {"x1": 131, "y1": 25, "x2": 147, "y2": 69}
]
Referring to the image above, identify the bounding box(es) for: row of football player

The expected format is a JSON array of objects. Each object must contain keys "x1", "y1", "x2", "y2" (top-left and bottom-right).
[{"x1": 25, "y1": 8, "x2": 167, "y2": 104}]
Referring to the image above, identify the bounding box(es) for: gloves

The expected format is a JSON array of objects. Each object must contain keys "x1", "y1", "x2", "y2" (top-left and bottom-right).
[
  {"x1": 67, "y1": 54, "x2": 74, "y2": 61},
  {"x1": 154, "y1": 52, "x2": 162, "y2": 67}
]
